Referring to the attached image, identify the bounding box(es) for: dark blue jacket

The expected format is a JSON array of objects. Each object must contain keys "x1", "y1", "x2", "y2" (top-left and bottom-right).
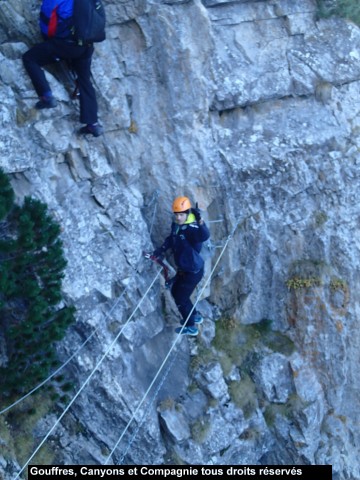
[
  {"x1": 40, "y1": 0, "x2": 74, "y2": 39},
  {"x1": 157, "y1": 219, "x2": 210, "y2": 273}
]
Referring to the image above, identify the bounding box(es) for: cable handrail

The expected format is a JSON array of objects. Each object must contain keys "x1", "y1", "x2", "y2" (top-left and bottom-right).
[
  {"x1": 118, "y1": 345, "x2": 181, "y2": 465},
  {"x1": 0, "y1": 279, "x2": 130, "y2": 416},
  {"x1": 104, "y1": 226, "x2": 237, "y2": 464},
  {"x1": 0, "y1": 192, "x2": 161, "y2": 415},
  {"x1": 13, "y1": 211, "x2": 245, "y2": 476},
  {"x1": 14, "y1": 268, "x2": 162, "y2": 480}
]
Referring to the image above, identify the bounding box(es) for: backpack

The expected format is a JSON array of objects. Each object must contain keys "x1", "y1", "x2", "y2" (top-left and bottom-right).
[
  {"x1": 72, "y1": 0, "x2": 106, "y2": 44},
  {"x1": 40, "y1": 0, "x2": 74, "y2": 39}
]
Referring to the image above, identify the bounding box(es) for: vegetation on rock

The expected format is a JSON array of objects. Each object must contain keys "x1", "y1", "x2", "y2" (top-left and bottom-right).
[{"x1": 317, "y1": 0, "x2": 360, "y2": 25}]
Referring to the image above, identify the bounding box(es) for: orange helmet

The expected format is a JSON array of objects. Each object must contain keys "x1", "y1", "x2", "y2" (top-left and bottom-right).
[{"x1": 172, "y1": 196, "x2": 191, "y2": 213}]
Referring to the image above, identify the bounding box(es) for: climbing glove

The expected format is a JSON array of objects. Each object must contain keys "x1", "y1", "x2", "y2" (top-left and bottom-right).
[
  {"x1": 152, "y1": 248, "x2": 164, "y2": 260},
  {"x1": 192, "y1": 206, "x2": 202, "y2": 223}
]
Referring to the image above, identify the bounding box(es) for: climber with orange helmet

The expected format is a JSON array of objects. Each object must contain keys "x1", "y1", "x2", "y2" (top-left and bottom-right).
[{"x1": 152, "y1": 196, "x2": 210, "y2": 336}]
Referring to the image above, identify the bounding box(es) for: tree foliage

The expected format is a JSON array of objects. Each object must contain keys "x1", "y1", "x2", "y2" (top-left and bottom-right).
[
  {"x1": 317, "y1": 0, "x2": 360, "y2": 25},
  {"x1": 0, "y1": 168, "x2": 75, "y2": 396}
]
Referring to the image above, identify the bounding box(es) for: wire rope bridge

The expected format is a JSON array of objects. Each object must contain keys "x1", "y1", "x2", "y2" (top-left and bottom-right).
[{"x1": 2, "y1": 203, "x2": 246, "y2": 479}]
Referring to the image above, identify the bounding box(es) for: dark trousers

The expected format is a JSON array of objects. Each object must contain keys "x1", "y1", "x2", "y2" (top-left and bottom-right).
[
  {"x1": 171, "y1": 268, "x2": 204, "y2": 327},
  {"x1": 22, "y1": 38, "x2": 98, "y2": 124}
]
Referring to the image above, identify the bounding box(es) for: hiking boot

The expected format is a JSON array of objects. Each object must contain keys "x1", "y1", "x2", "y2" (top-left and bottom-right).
[
  {"x1": 175, "y1": 326, "x2": 198, "y2": 336},
  {"x1": 193, "y1": 313, "x2": 203, "y2": 325},
  {"x1": 35, "y1": 96, "x2": 57, "y2": 109},
  {"x1": 78, "y1": 123, "x2": 103, "y2": 137}
]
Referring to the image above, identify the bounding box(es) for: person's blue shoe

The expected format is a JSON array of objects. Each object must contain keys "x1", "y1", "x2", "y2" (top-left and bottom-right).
[
  {"x1": 79, "y1": 123, "x2": 103, "y2": 137},
  {"x1": 193, "y1": 313, "x2": 203, "y2": 325},
  {"x1": 35, "y1": 95, "x2": 57, "y2": 109},
  {"x1": 175, "y1": 326, "x2": 198, "y2": 336}
]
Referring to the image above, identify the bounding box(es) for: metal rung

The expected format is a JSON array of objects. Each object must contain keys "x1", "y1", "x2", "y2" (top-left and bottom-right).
[{"x1": 208, "y1": 219, "x2": 224, "y2": 224}]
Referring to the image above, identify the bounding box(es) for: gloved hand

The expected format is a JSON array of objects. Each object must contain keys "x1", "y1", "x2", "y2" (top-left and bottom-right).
[
  {"x1": 192, "y1": 204, "x2": 202, "y2": 223},
  {"x1": 152, "y1": 248, "x2": 164, "y2": 260}
]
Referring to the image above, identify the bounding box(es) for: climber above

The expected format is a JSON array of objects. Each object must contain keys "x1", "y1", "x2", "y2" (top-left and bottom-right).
[
  {"x1": 152, "y1": 196, "x2": 210, "y2": 336},
  {"x1": 22, "y1": 0, "x2": 103, "y2": 137}
]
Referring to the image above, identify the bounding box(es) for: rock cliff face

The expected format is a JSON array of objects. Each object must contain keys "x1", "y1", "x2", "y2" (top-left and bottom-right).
[{"x1": 1, "y1": 0, "x2": 360, "y2": 479}]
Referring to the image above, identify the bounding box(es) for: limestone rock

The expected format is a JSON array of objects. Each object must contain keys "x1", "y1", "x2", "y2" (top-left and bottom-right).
[
  {"x1": 253, "y1": 352, "x2": 294, "y2": 403},
  {"x1": 158, "y1": 406, "x2": 191, "y2": 443}
]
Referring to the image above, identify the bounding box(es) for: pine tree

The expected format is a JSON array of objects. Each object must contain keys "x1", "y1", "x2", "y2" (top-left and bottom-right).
[
  {"x1": 0, "y1": 169, "x2": 14, "y2": 220},
  {"x1": 0, "y1": 169, "x2": 76, "y2": 397}
]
